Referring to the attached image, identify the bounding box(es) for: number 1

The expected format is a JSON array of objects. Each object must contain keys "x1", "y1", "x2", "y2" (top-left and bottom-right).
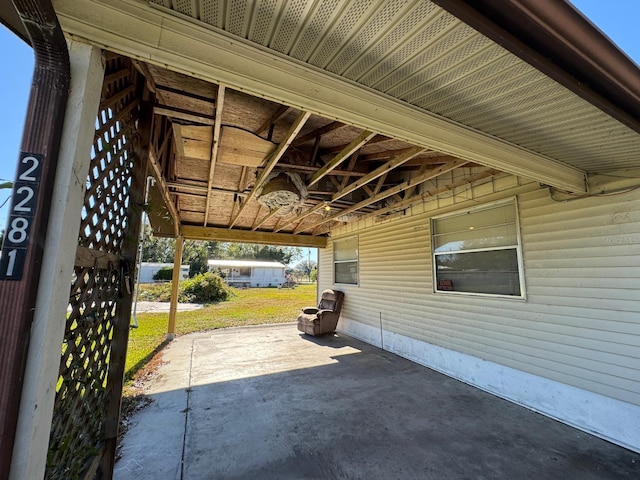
[{"x1": 5, "y1": 250, "x2": 17, "y2": 277}]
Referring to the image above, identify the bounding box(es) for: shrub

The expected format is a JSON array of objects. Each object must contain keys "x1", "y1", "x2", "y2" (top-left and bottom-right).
[
  {"x1": 179, "y1": 272, "x2": 229, "y2": 303},
  {"x1": 152, "y1": 267, "x2": 173, "y2": 281},
  {"x1": 137, "y1": 282, "x2": 172, "y2": 302}
]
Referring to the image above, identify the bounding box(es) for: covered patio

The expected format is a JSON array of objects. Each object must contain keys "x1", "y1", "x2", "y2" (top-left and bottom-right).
[
  {"x1": 116, "y1": 324, "x2": 640, "y2": 479},
  {"x1": 1, "y1": 1, "x2": 639, "y2": 478}
]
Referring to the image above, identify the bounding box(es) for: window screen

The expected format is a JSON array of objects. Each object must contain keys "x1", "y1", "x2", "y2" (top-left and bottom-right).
[
  {"x1": 432, "y1": 200, "x2": 524, "y2": 297},
  {"x1": 334, "y1": 236, "x2": 358, "y2": 285}
]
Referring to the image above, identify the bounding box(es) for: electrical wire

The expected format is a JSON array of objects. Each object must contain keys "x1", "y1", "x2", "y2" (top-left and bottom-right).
[{"x1": 548, "y1": 183, "x2": 640, "y2": 202}]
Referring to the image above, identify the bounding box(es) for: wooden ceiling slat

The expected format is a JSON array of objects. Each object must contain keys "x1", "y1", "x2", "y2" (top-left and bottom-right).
[{"x1": 229, "y1": 111, "x2": 311, "y2": 228}]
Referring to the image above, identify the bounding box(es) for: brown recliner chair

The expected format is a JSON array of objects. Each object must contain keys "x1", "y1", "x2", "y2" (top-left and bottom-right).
[{"x1": 297, "y1": 289, "x2": 344, "y2": 336}]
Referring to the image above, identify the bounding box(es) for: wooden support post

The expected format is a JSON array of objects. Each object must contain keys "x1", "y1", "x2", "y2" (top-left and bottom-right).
[
  {"x1": 98, "y1": 93, "x2": 151, "y2": 480},
  {"x1": 168, "y1": 236, "x2": 184, "y2": 339},
  {"x1": 8, "y1": 41, "x2": 104, "y2": 480}
]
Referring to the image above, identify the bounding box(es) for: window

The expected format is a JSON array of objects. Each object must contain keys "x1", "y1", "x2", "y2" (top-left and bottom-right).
[
  {"x1": 334, "y1": 236, "x2": 358, "y2": 285},
  {"x1": 432, "y1": 199, "x2": 524, "y2": 297}
]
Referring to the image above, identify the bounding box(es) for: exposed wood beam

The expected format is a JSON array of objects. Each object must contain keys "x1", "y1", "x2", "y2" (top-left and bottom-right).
[
  {"x1": 155, "y1": 84, "x2": 215, "y2": 104},
  {"x1": 334, "y1": 146, "x2": 426, "y2": 202},
  {"x1": 372, "y1": 169, "x2": 500, "y2": 219},
  {"x1": 322, "y1": 134, "x2": 389, "y2": 154},
  {"x1": 102, "y1": 67, "x2": 130, "y2": 87},
  {"x1": 75, "y1": 246, "x2": 120, "y2": 269},
  {"x1": 229, "y1": 111, "x2": 311, "y2": 228},
  {"x1": 403, "y1": 161, "x2": 431, "y2": 199},
  {"x1": 252, "y1": 207, "x2": 283, "y2": 231},
  {"x1": 131, "y1": 59, "x2": 157, "y2": 93},
  {"x1": 251, "y1": 205, "x2": 265, "y2": 230},
  {"x1": 356, "y1": 147, "x2": 435, "y2": 162},
  {"x1": 314, "y1": 168, "x2": 502, "y2": 235},
  {"x1": 203, "y1": 85, "x2": 225, "y2": 226},
  {"x1": 275, "y1": 146, "x2": 425, "y2": 233},
  {"x1": 166, "y1": 181, "x2": 246, "y2": 197},
  {"x1": 276, "y1": 163, "x2": 366, "y2": 177},
  {"x1": 341, "y1": 155, "x2": 359, "y2": 189},
  {"x1": 296, "y1": 159, "x2": 468, "y2": 233},
  {"x1": 291, "y1": 121, "x2": 346, "y2": 147},
  {"x1": 373, "y1": 173, "x2": 387, "y2": 194},
  {"x1": 255, "y1": 105, "x2": 290, "y2": 136},
  {"x1": 171, "y1": 123, "x2": 185, "y2": 157},
  {"x1": 153, "y1": 103, "x2": 216, "y2": 125},
  {"x1": 148, "y1": 148, "x2": 180, "y2": 237},
  {"x1": 100, "y1": 84, "x2": 136, "y2": 114},
  {"x1": 307, "y1": 130, "x2": 376, "y2": 187},
  {"x1": 181, "y1": 225, "x2": 327, "y2": 247}
]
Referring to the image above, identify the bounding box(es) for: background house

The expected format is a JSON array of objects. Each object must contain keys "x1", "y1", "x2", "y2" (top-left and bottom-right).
[
  {"x1": 138, "y1": 262, "x2": 190, "y2": 283},
  {"x1": 207, "y1": 259, "x2": 286, "y2": 288}
]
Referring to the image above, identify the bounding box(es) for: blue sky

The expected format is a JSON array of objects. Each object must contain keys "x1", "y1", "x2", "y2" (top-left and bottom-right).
[{"x1": 1, "y1": 0, "x2": 639, "y2": 232}]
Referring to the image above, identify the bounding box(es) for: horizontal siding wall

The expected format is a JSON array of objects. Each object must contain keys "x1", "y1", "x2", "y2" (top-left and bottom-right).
[{"x1": 320, "y1": 181, "x2": 640, "y2": 409}]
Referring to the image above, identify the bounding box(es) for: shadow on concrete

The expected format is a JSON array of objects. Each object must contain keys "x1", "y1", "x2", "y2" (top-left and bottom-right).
[
  {"x1": 116, "y1": 326, "x2": 640, "y2": 480},
  {"x1": 298, "y1": 331, "x2": 346, "y2": 348}
]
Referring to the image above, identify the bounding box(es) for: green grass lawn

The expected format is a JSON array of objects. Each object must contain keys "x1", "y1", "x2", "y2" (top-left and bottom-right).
[{"x1": 125, "y1": 284, "x2": 317, "y2": 380}]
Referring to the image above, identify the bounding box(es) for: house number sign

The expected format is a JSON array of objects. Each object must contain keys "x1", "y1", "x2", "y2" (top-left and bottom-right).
[{"x1": 0, "y1": 152, "x2": 43, "y2": 280}]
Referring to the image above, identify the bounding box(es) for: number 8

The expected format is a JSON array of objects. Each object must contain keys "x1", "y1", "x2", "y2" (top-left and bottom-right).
[{"x1": 8, "y1": 217, "x2": 29, "y2": 244}]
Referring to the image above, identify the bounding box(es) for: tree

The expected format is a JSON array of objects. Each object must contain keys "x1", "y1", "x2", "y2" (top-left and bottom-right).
[
  {"x1": 294, "y1": 259, "x2": 317, "y2": 275},
  {"x1": 139, "y1": 225, "x2": 300, "y2": 274},
  {"x1": 183, "y1": 240, "x2": 210, "y2": 277},
  {"x1": 140, "y1": 225, "x2": 175, "y2": 263},
  {"x1": 292, "y1": 259, "x2": 317, "y2": 282},
  {"x1": 219, "y1": 243, "x2": 301, "y2": 264}
]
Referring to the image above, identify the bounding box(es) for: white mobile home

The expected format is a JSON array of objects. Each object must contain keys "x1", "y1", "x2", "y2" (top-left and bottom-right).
[
  {"x1": 207, "y1": 259, "x2": 286, "y2": 288},
  {"x1": 320, "y1": 173, "x2": 640, "y2": 452},
  {"x1": 138, "y1": 262, "x2": 190, "y2": 283}
]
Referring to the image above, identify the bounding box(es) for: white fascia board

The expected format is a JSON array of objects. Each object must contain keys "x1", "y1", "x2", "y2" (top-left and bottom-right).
[{"x1": 54, "y1": 0, "x2": 587, "y2": 193}]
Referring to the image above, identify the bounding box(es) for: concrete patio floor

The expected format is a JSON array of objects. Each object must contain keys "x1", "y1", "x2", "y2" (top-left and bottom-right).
[{"x1": 115, "y1": 324, "x2": 640, "y2": 480}]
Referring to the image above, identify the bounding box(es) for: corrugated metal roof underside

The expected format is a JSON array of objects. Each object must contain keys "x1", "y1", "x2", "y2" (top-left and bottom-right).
[{"x1": 150, "y1": 0, "x2": 640, "y2": 174}]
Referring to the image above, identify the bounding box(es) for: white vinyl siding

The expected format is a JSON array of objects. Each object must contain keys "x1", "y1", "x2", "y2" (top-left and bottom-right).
[{"x1": 319, "y1": 184, "x2": 640, "y2": 408}]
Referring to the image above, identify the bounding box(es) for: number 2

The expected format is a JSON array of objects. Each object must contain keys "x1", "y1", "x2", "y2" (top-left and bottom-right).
[
  {"x1": 19, "y1": 155, "x2": 40, "y2": 181},
  {"x1": 13, "y1": 186, "x2": 34, "y2": 212}
]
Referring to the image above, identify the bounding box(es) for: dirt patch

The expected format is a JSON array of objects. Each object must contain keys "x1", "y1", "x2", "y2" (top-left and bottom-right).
[{"x1": 116, "y1": 351, "x2": 168, "y2": 461}]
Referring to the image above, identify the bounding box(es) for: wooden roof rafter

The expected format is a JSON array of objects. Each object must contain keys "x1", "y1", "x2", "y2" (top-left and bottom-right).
[
  {"x1": 295, "y1": 158, "x2": 468, "y2": 234},
  {"x1": 228, "y1": 110, "x2": 312, "y2": 228},
  {"x1": 203, "y1": 84, "x2": 225, "y2": 226},
  {"x1": 307, "y1": 130, "x2": 376, "y2": 187},
  {"x1": 314, "y1": 168, "x2": 503, "y2": 235},
  {"x1": 274, "y1": 145, "x2": 426, "y2": 233}
]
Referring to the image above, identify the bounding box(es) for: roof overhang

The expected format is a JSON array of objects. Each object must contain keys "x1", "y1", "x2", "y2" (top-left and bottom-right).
[
  {"x1": 0, "y1": 0, "x2": 29, "y2": 43},
  {"x1": 53, "y1": 0, "x2": 588, "y2": 193},
  {"x1": 432, "y1": 0, "x2": 640, "y2": 134},
  {"x1": 5, "y1": 0, "x2": 640, "y2": 243}
]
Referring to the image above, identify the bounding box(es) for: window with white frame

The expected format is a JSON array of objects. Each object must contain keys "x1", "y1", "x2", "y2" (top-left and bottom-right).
[
  {"x1": 431, "y1": 199, "x2": 524, "y2": 297},
  {"x1": 334, "y1": 236, "x2": 358, "y2": 285}
]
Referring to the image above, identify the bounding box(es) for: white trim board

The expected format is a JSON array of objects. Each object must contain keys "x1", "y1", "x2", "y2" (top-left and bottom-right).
[{"x1": 337, "y1": 317, "x2": 640, "y2": 454}]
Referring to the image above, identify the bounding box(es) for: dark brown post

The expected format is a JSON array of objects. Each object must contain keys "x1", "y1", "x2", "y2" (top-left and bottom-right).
[{"x1": 0, "y1": 2, "x2": 70, "y2": 477}]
